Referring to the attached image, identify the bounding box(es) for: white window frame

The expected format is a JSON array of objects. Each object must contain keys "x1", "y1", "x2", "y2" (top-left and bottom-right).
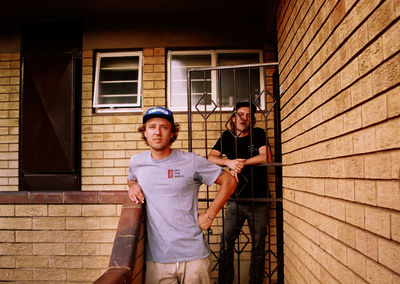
[
  {"x1": 167, "y1": 49, "x2": 264, "y2": 112},
  {"x1": 93, "y1": 51, "x2": 143, "y2": 113}
]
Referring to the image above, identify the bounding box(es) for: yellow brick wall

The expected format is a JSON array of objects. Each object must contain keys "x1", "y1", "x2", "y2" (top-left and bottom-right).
[
  {"x1": 0, "y1": 53, "x2": 19, "y2": 191},
  {"x1": 0, "y1": 203, "x2": 122, "y2": 282},
  {"x1": 0, "y1": 45, "x2": 278, "y2": 281},
  {"x1": 277, "y1": 0, "x2": 400, "y2": 282}
]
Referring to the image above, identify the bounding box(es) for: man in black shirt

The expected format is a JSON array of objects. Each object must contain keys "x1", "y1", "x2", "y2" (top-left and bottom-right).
[{"x1": 208, "y1": 101, "x2": 272, "y2": 284}]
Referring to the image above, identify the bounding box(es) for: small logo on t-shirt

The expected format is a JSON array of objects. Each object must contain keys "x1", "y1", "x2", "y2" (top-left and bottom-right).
[
  {"x1": 248, "y1": 144, "x2": 258, "y2": 154},
  {"x1": 168, "y1": 169, "x2": 184, "y2": 178}
]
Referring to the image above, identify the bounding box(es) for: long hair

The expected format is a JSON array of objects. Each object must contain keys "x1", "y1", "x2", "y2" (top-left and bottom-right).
[{"x1": 138, "y1": 122, "x2": 180, "y2": 145}]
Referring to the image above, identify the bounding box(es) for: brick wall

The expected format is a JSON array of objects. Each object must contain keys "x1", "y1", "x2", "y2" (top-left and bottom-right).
[
  {"x1": 0, "y1": 192, "x2": 125, "y2": 283},
  {"x1": 277, "y1": 0, "x2": 400, "y2": 282},
  {"x1": 0, "y1": 53, "x2": 19, "y2": 191},
  {"x1": 0, "y1": 45, "x2": 278, "y2": 282}
]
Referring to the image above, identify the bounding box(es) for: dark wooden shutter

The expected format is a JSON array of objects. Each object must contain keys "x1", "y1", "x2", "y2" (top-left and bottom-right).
[{"x1": 20, "y1": 21, "x2": 81, "y2": 191}]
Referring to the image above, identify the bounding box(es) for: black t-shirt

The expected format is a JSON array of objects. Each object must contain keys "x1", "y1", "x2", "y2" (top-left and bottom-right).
[{"x1": 212, "y1": 127, "x2": 268, "y2": 199}]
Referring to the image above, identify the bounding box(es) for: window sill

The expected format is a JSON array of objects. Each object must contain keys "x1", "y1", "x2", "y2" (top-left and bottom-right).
[
  {"x1": 93, "y1": 107, "x2": 143, "y2": 114},
  {"x1": 0, "y1": 190, "x2": 128, "y2": 204}
]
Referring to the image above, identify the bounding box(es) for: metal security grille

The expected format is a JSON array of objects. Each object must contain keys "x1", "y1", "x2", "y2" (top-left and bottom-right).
[{"x1": 187, "y1": 63, "x2": 283, "y2": 283}]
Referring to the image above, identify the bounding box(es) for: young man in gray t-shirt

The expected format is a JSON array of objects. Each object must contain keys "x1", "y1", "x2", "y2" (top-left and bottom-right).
[{"x1": 128, "y1": 107, "x2": 236, "y2": 283}]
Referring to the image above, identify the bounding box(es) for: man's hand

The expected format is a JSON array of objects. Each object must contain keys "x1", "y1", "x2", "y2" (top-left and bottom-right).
[
  {"x1": 128, "y1": 180, "x2": 145, "y2": 203},
  {"x1": 198, "y1": 212, "x2": 213, "y2": 230},
  {"x1": 229, "y1": 170, "x2": 239, "y2": 182},
  {"x1": 225, "y1": 159, "x2": 245, "y2": 173}
]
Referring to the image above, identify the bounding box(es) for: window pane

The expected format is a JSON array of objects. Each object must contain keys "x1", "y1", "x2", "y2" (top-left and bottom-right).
[
  {"x1": 217, "y1": 52, "x2": 261, "y2": 107},
  {"x1": 100, "y1": 69, "x2": 138, "y2": 81},
  {"x1": 170, "y1": 54, "x2": 211, "y2": 108},
  {"x1": 99, "y1": 95, "x2": 137, "y2": 105},
  {"x1": 101, "y1": 56, "x2": 139, "y2": 68},
  {"x1": 219, "y1": 68, "x2": 260, "y2": 107},
  {"x1": 94, "y1": 52, "x2": 142, "y2": 109},
  {"x1": 100, "y1": 82, "x2": 138, "y2": 95}
]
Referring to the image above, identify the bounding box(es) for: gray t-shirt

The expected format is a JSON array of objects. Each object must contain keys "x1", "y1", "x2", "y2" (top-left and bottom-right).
[{"x1": 128, "y1": 149, "x2": 222, "y2": 263}]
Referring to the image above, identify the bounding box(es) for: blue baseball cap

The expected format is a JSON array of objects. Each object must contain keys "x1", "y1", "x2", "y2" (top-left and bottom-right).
[{"x1": 143, "y1": 107, "x2": 174, "y2": 124}]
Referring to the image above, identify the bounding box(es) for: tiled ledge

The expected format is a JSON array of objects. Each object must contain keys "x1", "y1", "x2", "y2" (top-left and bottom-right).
[
  {"x1": 0, "y1": 190, "x2": 128, "y2": 204},
  {"x1": 94, "y1": 196, "x2": 145, "y2": 284}
]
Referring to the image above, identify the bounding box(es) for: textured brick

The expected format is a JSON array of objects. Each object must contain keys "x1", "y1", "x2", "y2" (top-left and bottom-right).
[
  {"x1": 33, "y1": 243, "x2": 65, "y2": 255},
  {"x1": 66, "y1": 243, "x2": 100, "y2": 255},
  {"x1": 15, "y1": 205, "x2": 47, "y2": 217},
  {"x1": 378, "y1": 238, "x2": 400, "y2": 274},
  {"x1": 15, "y1": 231, "x2": 48, "y2": 242},
  {"x1": 362, "y1": 95, "x2": 387, "y2": 128},
  {"x1": 32, "y1": 269, "x2": 66, "y2": 281},
  {"x1": 66, "y1": 217, "x2": 100, "y2": 230},
  {"x1": 367, "y1": 0, "x2": 396, "y2": 40},
  {"x1": 331, "y1": 238, "x2": 347, "y2": 265},
  {"x1": 66, "y1": 268, "x2": 102, "y2": 281},
  {"x1": 366, "y1": 259, "x2": 393, "y2": 284},
  {"x1": 343, "y1": 107, "x2": 362, "y2": 132},
  {"x1": 372, "y1": 53, "x2": 400, "y2": 94},
  {"x1": 358, "y1": 38, "x2": 383, "y2": 76},
  {"x1": 82, "y1": 204, "x2": 117, "y2": 216},
  {"x1": 377, "y1": 180, "x2": 400, "y2": 210},
  {"x1": 32, "y1": 217, "x2": 65, "y2": 230},
  {"x1": 352, "y1": 127, "x2": 376, "y2": 154},
  {"x1": 99, "y1": 217, "x2": 119, "y2": 229},
  {"x1": 347, "y1": 248, "x2": 367, "y2": 278},
  {"x1": 0, "y1": 268, "x2": 33, "y2": 281},
  {"x1": 48, "y1": 205, "x2": 82, "y2": 216},
  {"x1": 101, "y1": 243, "x2": 113, "y2": 255},
  {"x1": 330, "y1": 159, "x2": 345, "y2": 178},
  {"x1": 354, "y1": 180, "x2": 377, "y2": 205},
  {"x1": 49, "y1": 256, "x2": 83, "y2": 268},
  {"x1": 364, "y1": 151, "x2": 391, "y2": 179},
  {"x1": 0, "y1": 205, "x2": 14, "y2": 216},
  {"x1": 324, "y1": 179, "x2": 338, "y2": 197},
  {"x1": 0, "y1": 230, "x2": 14, "y2": 242},
  {"x1": 16, "y1": 256, "x2": 48, "y2": 268},
  {"x1": 0, "y1": 217, "x2": 31, "y2": 229},
  {"x1": 345, "y1": 202, "x2": 365, "y2": 228},
  {"x1": 392, "y1": 212, "x2": 400, "y2": 242},
  {"x1": 376, "y1": 117, "x2": 400, "y2": 150},
  {"x1": 387, "y1": 85, "x2": 400, "y2": 117},
  {"x1": 0, "y1": 243, "x2": 32, "y2": 255},
  {"x1": 338, "y1": 222, "x2": 355, "y2": 248},
  {"x1": 344, "y1": 156, "x2": 364, "y2": 178},
  {"x1": 337, "y1": 179, "x2": 355, "y2": 201},
  {"x1": 82, "y1": 256, "x2": 109, "y2": 268},
  {"x1": 0, "y1": 256, "x2": 15, "y2": 268},
  {"x1": 48, "y1": 231, "x2": 82, "y2": 243},
  {"x1": 330, "y1": 199, "x2": 346, "y2": 221},
  {"x1": 341, "y1": 59, "x2": 359, "y2": 87},
  {"x1": 365, "y1": 206, "x2": 390, "y2": 238},
  {"x1": 355, "y1": 229, "x2": 378, "y2": 260}
]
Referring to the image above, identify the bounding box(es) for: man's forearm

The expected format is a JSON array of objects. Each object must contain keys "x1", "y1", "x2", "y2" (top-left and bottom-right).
[
  {"x1": 208, "y1": 154, "x2": 227, "y2": 167},
  {"x1": 205, "y1": 171, "x2": 236, "y2": 219},
  {"x1": 244, "y1": 153, "x2": 267, "y2": 166}
]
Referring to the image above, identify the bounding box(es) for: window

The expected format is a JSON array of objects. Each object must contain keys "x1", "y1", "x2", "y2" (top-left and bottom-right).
[
  {"x1": 93, "y1": 51, "x2": 143, "y2": 112},
  {"x1": 167, "y1": 50, "x2": 264, "y2": 111}
]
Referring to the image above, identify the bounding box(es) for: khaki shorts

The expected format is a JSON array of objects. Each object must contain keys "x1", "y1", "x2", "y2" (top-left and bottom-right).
[{"x1": 145, "y1": 256, "x2": 211, "y2": 284}]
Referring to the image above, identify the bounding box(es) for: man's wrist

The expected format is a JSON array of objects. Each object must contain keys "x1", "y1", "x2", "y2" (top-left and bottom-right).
[{"x1": 205, "y1": 213, "x2": 213, "y2": 220}]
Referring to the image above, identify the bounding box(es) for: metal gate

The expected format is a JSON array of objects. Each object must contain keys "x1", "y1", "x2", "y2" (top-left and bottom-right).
[{"x1": 186, "y1": 63, "x2": 283, "y2": 283}]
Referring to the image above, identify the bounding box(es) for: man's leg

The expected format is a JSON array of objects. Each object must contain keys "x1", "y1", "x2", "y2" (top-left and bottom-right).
[
  {"x1": 145, "y1": 261, "x2": 179, "y2": 284},
  {"x1": 178, "y1": 256, "x2": 211, "y2": 284},
  {"x1": 245, "y1": 203, "x2": 268, "y2": 284},
  {"x1": 218, "y1": 202, "x2": 246, "y2": 284}
]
